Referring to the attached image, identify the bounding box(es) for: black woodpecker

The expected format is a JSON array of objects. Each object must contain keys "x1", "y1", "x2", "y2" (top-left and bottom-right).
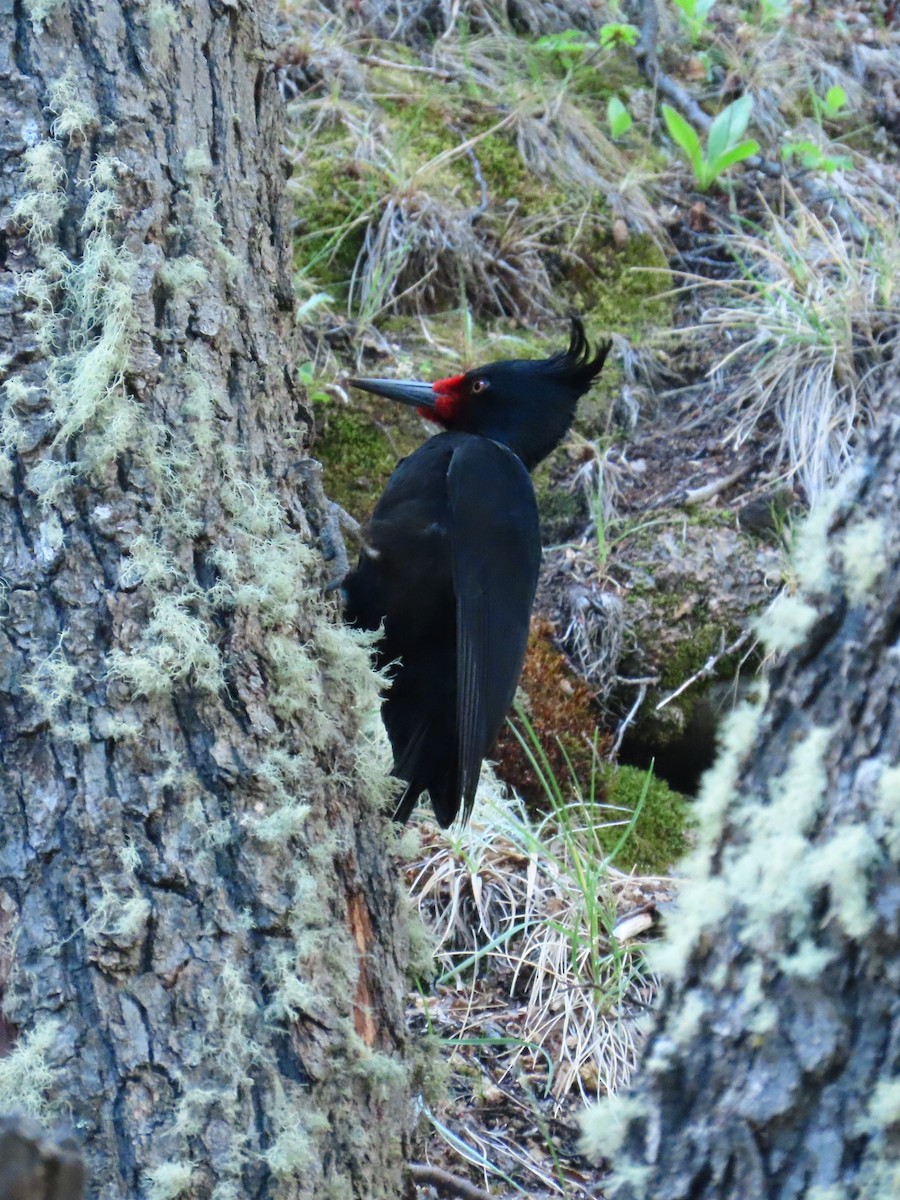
[{"x1": 342, "y1": 318, "x2": 610, "y2": 827}]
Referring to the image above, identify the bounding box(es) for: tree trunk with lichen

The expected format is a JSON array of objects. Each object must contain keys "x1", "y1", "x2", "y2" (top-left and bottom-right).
[
  {"x1": 0, "y1": 4, "x2": 414, "y2": 1198},
  {"x1": 583, "y1": 393, "x2": 900, "y2": 1196}
]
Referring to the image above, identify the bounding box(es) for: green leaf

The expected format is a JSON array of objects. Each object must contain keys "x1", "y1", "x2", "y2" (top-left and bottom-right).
[
  {"x1": 783, "y1": 140, "x2": 851, "y2": 173},
  {"x1": 534, "y1": 29, "x2": 596, "y2": 56},
  {"x1": 824, "y1": 84, "x2": 848, "y2": 116},
  {"x1": 607, "y1": 95, "x2": 633, "y2": 139},
  {"x1": 599, "y1": 21, "x2": 639, "y2": 48},
  {"x1": 707, "y1": 94, "x2": 753, "y2": 164},
  {"x1": 662, "y1": 104, "x2": 702, "y2": 175},
  {"x1": 709, "y1": 138, "x2": 759, "y2": 174}
]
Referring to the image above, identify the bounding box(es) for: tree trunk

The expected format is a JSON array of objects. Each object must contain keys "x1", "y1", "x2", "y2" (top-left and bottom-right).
[
  {"x1": 582, "y1": 391, "x2": 900, "y2": 1196},
  {"x1": 0, "y1": 3, "x2": 414, "y2": 1197}
]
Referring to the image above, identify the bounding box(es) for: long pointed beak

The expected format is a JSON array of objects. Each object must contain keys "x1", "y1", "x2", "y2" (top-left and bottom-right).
[{"x1": 347, "y1": 377, "x2": 436, "y2": 410}]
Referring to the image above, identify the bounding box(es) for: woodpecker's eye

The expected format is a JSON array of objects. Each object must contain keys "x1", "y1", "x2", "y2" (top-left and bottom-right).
[{"x1": 471, "y1": 378, "x2": 489, "y2": 394}]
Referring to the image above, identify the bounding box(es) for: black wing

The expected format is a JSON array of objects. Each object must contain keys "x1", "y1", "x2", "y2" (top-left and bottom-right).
[{"x1": 447, "y1": 438, "x2": 541, "y2": 823}]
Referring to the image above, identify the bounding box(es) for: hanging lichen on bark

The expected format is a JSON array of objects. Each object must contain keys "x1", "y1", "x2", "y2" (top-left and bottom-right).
[
  {"x1": 0, "y1": 5, "x2": 417, "y2": 1197},
  {"x1": 580, "y1": 414, "x2": 900, "y2": 1199}
]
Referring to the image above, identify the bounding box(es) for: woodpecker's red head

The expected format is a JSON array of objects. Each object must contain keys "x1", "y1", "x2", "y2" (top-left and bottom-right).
[{"x1": 348, "y1": 318, "x2": 611, "y2": 470}]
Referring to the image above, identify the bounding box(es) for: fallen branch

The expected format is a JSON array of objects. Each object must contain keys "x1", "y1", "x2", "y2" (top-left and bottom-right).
[{"x1": 409, "y1": 1162, "x2": 495, "y2": 1200}]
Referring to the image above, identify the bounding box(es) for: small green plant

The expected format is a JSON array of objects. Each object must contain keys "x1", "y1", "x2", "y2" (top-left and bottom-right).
[
  {"x1": 530, "y1": 23, "x2": 638, "y2": 71},
  {"x1": 782, "y1": 139, "x2": 851, "y2": 174},
  {"x1": 813, "y1": 84, "x2": 849, "y2": 122},
  {"x1": 297, "y1": 361, "x2": 333, "y2": 406},
  {"x1": 533, "y1": 28, "x2": 598, "y2": 71},
  {"x1": 598, "y1": 22, "x2": 640, "y2": 49},
  {"x1": 607, "y1": 95, "x2": 633, "y2": 139},
  {"x1": 672, "y1": 0, "x2": 716, "y2": 41},
  {"x1": 757, "y1": 0, "x2": 791, "y2": 26},
  {"x1": 662, "y1": 95, "x2": 759, "y2": 190}
]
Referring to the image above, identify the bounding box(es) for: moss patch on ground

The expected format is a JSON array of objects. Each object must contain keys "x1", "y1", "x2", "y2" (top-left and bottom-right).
[{"x1": 601, "y1": 763, "x2": 693, "y2": 875}]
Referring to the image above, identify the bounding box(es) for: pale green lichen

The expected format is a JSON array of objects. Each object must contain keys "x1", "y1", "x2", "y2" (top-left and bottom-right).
[
  {"x1": 21, "y1": 634, "x2": 89, "y2": 742},
  {"x1": 9, "y1": 152, "x2": 142, "y2": 504},
  {"x1": 84, "y1": 882, "x2": 151, "y2": 945},
  {"x1": 840, "y1": 516, "x2": 887, "y2": 604},
  {"x1": 147, "y1": 2, "x2": 179, "y2": 64},
  {"x1": 265, "y1": 1101, "x2": 330, "y2": 1177},
  {"x1": 12, "y1": 143, "x2": 67, "y2": 248},
  {"x1": 721, "y1": 728, "x2": 832, "y2": 942},
  {"x1": 579, "y1": 1091, "x2": 649, "y2": 1164},
  {"x1": 107, "y1": 594, "x2": 224, "y2": 697},
  {"x1": 47, "y1": 69, "x2": 99, "y2": 144},
  {"x1": 23, "y1": 0, "x2": 67, "y2": 26},
  {"x1": 863, "y1": 1080, "x2": 900, "y2": 1132},
  {"x1": 777, "y1": 939, "x2": 835, "y2": 978},
  {"x1": 184, "y1": 157, "x2": 242, "y2": 280},
  {"x1": 876, "y1": 764, "x2": 900, "y2": 859},
  {"x1": 807, "y1": 823, "x2": 879, "y2": 939},
  {"x1": 691, "y1": 696, "x2": 764, "y2": 848},
  {"x1": 652, "y1": 727, "x2": 832, "y2": 977},
  {"x1": 184, "y1": 148, "x2": 213, "y2": 178},
  {"x1": 144, "y1": 1162, "x2": 195, "y2": 1200},
  {"x1": 0, "y1": 1020, "x2": 60, "y2": 1121},
  {"x1": 757, "y1": 591, "x2": 818, "y2": 653},
  {"x1": 159, "y1": 255, "x2": 209, "y2": 296},
  {"x1": 668, "y1": 989, "x2": 706, "y2": 1046},
  {"x1": 791, "y1": 485, "x2": 843, "y2": 594},
  {"x1": 23, "y1": 635, "x2": 77, "y2": 716}
]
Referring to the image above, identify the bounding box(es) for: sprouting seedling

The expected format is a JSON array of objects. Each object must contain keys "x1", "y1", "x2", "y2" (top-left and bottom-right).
[
  {"x1": 598, "y1": 22, "x2": 640, "y2": 49},
  {"x1": 672, "y1": 0, "x2": 717, "y2": 42},
  {"x1": 813, "y1": 84, "x2": 849, "y2": 122},
  {"x1": 758, "y1": 0, "x2": 791, "y2": 26},
  {"x1": 533, "y1": 28, "x2": 599, "y2": 73},
  {"x1": 662, "y1": 95, "x2": 759, "y2": 191},
  {"x1": 607, "y1": 96, "x2": 633, "y2": 139},
  {"x1": 782, "y1": 140, "x2": 852, "y2": 175}
]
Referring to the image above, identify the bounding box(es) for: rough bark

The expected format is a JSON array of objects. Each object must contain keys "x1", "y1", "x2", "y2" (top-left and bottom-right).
[
  {"x1": 0, "y1": 2, "x2": 413, "y2": 1198},
  {"x1": 584, "y1": 392, "x2": 900, "y2": 1197}
]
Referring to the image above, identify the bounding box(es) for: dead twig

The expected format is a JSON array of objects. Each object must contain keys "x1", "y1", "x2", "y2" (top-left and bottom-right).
[
  {"x1": 409, "y1": 1162, "x2": 495, "y2": 1200},
  {"x1": 609, "y1": 681, "x2": 648, "y2": 759},
  {"x1": 683, "y1": 463, "x2": 753, "y2": 505},
  {"x1": 358, "y1": 55, "x2": 455, "y2": 80},
  {"x1": 655, "y1": 628, "x2": 751, "y2": 712}
]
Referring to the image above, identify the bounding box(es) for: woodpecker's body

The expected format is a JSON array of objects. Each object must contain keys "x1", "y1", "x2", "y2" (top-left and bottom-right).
[{"x1": 343, "y1": 320, "x2": 610, "y2": 827}]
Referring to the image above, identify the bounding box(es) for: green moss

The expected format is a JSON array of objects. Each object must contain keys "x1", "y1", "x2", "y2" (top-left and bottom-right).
[
  {"x1": 533, "y1": 456, "x2": 589, "y2": 542},
  {"x1": 293, "y1": 150, "x2": 372, "y2": 288},
  {"x1": 313, "y1": 398, "x2": 422, "y2": 520},
  {"x1": 601, "y1": 764, "x2": 693, "y2": 874},
  {"x1": 574, "y1": 234, "x2": 671, "y2": 341}
]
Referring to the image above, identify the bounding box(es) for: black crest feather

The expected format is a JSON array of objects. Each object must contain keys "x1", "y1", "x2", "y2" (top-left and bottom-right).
[{"x1": 537, "y1": 316, "x2": 611, "y2": 391}]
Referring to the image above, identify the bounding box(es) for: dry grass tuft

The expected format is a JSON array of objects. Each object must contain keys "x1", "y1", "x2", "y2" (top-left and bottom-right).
[
  {"x1": 350, "y1": 188, "x2": 556, "y2": 323},
  {"x1": 674, "y1": 188, "x2": 900, "y2": 502},
  {"x1": 407, "y1": 773, "x2": 669, "y2": 1110}
]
